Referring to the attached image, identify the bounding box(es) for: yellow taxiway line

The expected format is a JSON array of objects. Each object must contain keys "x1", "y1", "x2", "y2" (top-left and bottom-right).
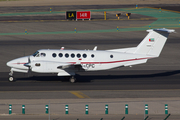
[{"x1": 69, "y1": 91, "x2": 90, "y2": 98}]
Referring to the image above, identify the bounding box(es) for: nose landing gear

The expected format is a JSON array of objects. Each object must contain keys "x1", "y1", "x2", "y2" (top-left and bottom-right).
[{"x1": 8, "y1": 71, "x2": 14, "y2": 82}]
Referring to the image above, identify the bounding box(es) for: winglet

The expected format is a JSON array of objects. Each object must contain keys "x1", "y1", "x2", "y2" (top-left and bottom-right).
[
  {"x1": 61, "y1": 47, "x2": 64, "y2": 50},
  {"x1": 93, "y1": 46, "x2": 97, "y2": 51}
]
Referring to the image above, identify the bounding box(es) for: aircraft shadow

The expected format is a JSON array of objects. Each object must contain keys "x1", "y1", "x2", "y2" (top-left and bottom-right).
[
  {"x1": 77, "y1": 70, "x2": 180, "y2": 82},
  {"x1": 16, "y1": 70, "x2": 180, "y2": 82}
]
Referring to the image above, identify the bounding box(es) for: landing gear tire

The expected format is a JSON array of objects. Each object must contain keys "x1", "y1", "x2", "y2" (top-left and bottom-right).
[
  {"x1": 8, "y1": 70, "x2": 14, "y2": 82},
  {"x1": 69, "y1": 76, "x2": 76, "y2": 83},
  {"x1": 9, "y1": 76, "x2": 14, "y2": 82}
]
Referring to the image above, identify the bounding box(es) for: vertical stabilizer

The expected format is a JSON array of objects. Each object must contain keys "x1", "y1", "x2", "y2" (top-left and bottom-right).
[{"x1": 134, "y1": 28, "x2": 175, "y2": 57}]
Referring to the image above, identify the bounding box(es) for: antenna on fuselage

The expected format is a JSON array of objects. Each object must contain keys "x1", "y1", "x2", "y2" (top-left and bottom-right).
[{"x1": 93, "y1": 46, "x2": 97, "y2": 51}]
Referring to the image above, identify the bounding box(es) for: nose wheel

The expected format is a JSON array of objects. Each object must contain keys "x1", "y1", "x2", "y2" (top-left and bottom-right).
[
  {"x1": 69, "y1": 76, "x2": 76, "y2": 83},
  {"x1": 9, "y1": 76, "x2": 14, "y2": 82},
  {"x1": 8, "y1": 71, "x2": 14, "y2": 82}
]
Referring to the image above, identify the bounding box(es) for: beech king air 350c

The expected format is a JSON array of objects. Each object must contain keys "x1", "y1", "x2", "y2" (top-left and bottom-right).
[{"x1": 7, "y1": 28, "x2": 175, "y2": 83}]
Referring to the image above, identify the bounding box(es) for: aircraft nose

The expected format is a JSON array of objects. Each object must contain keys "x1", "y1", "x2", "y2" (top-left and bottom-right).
[
  {"x1": 6, "y1": 60, "x2": 13, "y2": 67},
  {"x1": 6, "y1": 56, "x2": 30, "y2": 68}
]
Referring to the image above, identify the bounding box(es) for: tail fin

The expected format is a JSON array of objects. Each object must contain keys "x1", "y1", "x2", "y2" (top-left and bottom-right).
[{"x1": 134, "y1": 28, "x2": 175, "y2": 57}]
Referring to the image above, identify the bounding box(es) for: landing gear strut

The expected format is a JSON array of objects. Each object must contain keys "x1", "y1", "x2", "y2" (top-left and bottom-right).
[
  {"x1": 69, "y1": 76, "x2": 76, "y2": 83},
  {"x1": 8, "y1": 71, "x2": 14, "y2": 82}
]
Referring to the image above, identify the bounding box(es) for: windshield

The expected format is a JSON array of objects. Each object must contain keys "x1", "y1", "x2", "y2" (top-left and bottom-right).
[{"x1": 32, "y1": 51, "x2": 39, "y2": 57}]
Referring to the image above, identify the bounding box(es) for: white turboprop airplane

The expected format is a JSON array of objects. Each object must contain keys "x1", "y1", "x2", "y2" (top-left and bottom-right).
[{"x1": 6, "y1": 28, "x2": 175, "y2": 83}]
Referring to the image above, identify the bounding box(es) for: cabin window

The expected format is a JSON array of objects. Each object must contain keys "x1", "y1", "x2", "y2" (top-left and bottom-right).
[
  {"x1": 65, "y1": 53, "x2": 69, "y2": 58},
  {"x1": 77, "y1": 53, "x2": 81, "y2": 58},
  {"x1": 91, "y1": 54, "x2": 94, "y2": 58},
  {"x1": 52, "y1": 53, "x2": 57, "y2": 58},
  {"x1": 83, "y1": 54, "x2": 87, "y2": 58},
  {"x1": 110, "y1": 55, "x2": 113, "y2": 58},
  {"x1": 71, "y1": 53, "x2": 75, "y2": 58},
  {"x1": 40, "y1": 53, "x2": 46, "y2": 57},
  {"x1": 59, "y1": 53, "x2": 63, "y2": 57}
]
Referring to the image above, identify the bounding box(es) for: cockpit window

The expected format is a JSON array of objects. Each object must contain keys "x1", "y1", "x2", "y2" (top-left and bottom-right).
[
  {"x1": 40, "y1": 53, "x2": 46, "y2": 57},
  {"x1": 33, "y1": 51, "x2": 39, "y2": 57}
]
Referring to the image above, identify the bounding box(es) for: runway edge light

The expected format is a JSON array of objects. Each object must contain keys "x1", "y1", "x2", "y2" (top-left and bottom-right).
[
  {"x1": 105, "y1": 104, "x2": 108, "y2": 114},
  {"x1": 45, "y1": 105, "x2": 49, "y2": 114},
  {"x1": 165, "y1": 104, "x2": 168, "y2": 114},
  {"x1": 25, "y1": 29, "x2": 27, "y2": 34},
  {"x1": 149, "y1": 24, "x2": 151, "y2": 29},
  {"x1": 85, "y1": 105, "x2": 88, "y2": 114},
  {"x1": 145, "y1": 104, "x2": 148, "y2": 114},
  {"x1": 65, "y1": 105, "x2": 69, "y2": 114},
  {"x1": 159, "y1": 8, "x2": 162, "y2": 12},
  {"x1": 125, "y1": 104, "x2": 128, "y2": 114},
  {"x1": 22, "y1": 105, "x2": 25, "y2": 114},
  {"x1": 9, "y1": 104, "x2": 12, "y2": 114},
  {"x1": 50, "y1": 8, "x2": 52, "y2": 13}
]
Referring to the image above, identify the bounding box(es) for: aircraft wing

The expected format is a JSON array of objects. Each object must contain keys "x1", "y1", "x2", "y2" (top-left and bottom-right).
[{"x1": 57, "y1": 64, "x2": 83, "y2": 70}]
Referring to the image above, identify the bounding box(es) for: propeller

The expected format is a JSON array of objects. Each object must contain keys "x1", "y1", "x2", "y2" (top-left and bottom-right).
[{"x1": 24, "y1": 56, "x2": 32, "y2": 77}]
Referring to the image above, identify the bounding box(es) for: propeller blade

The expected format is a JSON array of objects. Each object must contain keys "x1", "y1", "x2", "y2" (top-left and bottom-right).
[
  {"x1": 24, "y1": 56, "x2": 32, "y2": 77},
  {"x1": 27, "y1": 67, "x2": 32, "y2": 77},
  {"x1": 28, "y1": 56, "x2": 31, "y2": 63},
  {"x1": 24, "y1": 56, "x2": 31, "y2": 67}
]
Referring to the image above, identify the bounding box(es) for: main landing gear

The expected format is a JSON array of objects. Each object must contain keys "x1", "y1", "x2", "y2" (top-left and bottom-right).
[
  {"x1": 69, "y1": 76, "x2": 76, "y2": 83},
  {"x1": 8, "y1": 71, "x2": 14, "y2": 82}
]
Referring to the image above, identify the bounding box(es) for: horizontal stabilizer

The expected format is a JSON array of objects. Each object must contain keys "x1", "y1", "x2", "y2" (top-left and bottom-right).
[{"x1": 147, "y1": 28, "x2": 175, "y2": 33}]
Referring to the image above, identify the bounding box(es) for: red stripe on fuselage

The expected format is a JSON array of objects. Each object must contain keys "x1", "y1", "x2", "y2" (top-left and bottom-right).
[
  {"x1": 12, "y1": 57, "x2": 153, "y2": 65},
  {"x1": 70, "y1": 57, "x2": 153, "y2": 64},
  {"x1": 13, "y1": 63, "x2": 26, "y2": 64}
]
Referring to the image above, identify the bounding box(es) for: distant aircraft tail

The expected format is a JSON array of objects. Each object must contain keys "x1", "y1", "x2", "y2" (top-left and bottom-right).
[{"x1": 134, "y1": 28, "x2": 175, "y2": 57}]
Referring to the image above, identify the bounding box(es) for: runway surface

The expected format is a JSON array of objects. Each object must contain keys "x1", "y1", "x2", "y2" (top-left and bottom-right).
[
  {"x1": 1, "y1": 25, "x2": 180, "y2": 92},
  {"x1": 0, "y1": 8, "x2": 179, "y2": 92},
  {"x1": 0, "y1": 70, "x2": 180, "y2": 92}
]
